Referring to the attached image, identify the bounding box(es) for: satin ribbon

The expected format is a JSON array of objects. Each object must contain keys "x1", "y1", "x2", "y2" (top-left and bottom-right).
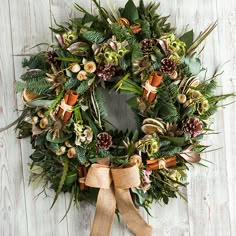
[
  {"x1": 85, "y1": 163, "x2": 152, "y2": 236},
  {"x1": 142, "y1": 80, "x2": 157, "y2": 98}
]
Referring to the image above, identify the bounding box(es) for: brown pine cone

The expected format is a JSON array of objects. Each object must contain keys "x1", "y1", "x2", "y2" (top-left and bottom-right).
[
  {"x1": 160, "y1": 58, "x2": 177, "y2": 75},
  {"x1": 183, "y1": 117, "x2": 203, "y2": 138},
  {"x1": 140, "y1": 38, "x2": 158, "y2": 53},
  {"x1": 96, "y1": 64, "x2": 117, "y2": 81},
  {"x1": 96, "y1": 132, "x2": 112, "y2": 150}
]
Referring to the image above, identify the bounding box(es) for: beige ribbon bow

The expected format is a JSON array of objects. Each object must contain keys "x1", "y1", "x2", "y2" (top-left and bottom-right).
[{"x1": 85, "y1": 163, "x2": 153, "y2": 236}]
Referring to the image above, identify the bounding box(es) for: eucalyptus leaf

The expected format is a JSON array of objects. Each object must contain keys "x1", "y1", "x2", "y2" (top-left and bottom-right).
[{"x1": 183, "y1": 56, "x2": 201, "y2": 75}]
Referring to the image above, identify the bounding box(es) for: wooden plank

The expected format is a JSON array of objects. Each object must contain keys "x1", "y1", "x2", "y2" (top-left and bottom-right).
[
  {"x1": 0, "y1": 0, "x2": 28, "y2": 235},
  {"x1": 176, "y1": 0, "x2": 232, "y2": 235},
  {"x1": 146, "y1": 1, "x2": 190, "y2": 235},
  {"x1": 49, "y1": 1, "x2": 95, "y2": 236},
  {"x1": 8, "y1": 0, "x2": 69, "y2": 235},
  {"x1": 216, "y1": 0, "x2": 236, "y2": 235}
]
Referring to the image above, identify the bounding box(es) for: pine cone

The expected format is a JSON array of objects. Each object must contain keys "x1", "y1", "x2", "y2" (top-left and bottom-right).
[
  {"x1": 140, "y1": 38, "x2": 157, "y2": 53},
  {"x1": 183, "y1": 117, "x2": 203, "y2": 137},
  {"x1": 96, "y1": 132, "x2": 112, "y2": 150},
  {"x1": 47, "y1": 51, "x2": 60, "y2": 67},
  {"x1": 96, "y1": 64, "x2": 117, "y2": 81},
  {"x1": 160, "y1": 58, "x2": 177, "y2": 75}
]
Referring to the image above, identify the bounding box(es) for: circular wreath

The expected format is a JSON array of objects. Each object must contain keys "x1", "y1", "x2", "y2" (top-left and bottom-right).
[{"x1": 7, "y1": 0, "x2": 232, "y2": 234}]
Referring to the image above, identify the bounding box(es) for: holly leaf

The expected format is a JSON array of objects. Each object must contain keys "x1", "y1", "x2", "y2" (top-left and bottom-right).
[
  {"x1": 122, "y1": 0, "x2": 139, "y2": 23},
  {"x1": 179, "y1": 30, "x2": 194, "y2": 50}
]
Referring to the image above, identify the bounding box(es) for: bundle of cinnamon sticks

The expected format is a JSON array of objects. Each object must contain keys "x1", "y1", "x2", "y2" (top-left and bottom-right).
[
  {"x1": 57, "y1": 90, "x2": 79, "y2": 122},
  {"x1": 77, "y1": 165, "x2": 88, "y2": 190},
  {"x1": 146, "y1": 156, "x2": 177, "y2": 171},
  {"x1": 142, "y1": 71, "x2": 163, "y2": 103}
]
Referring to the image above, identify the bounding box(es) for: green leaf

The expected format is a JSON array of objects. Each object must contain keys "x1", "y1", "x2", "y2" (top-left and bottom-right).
[
  {"x1": 65, "y1": 77, "x2": 79, "y2": 89},
  {"x1": 161, "y1": 133, "x2": 191, "y2": 146},
  {"x1": 97, "y1": 149, "x2": 111, "y2": 158},
  {"x1": 30, "y1": 150, "x2": 46, "y2": 162},
  {"x1": 46, "y1": 132, "x2": 72, "y2": 144},
  {"x1": 76, "y1": 80, "x2": 91, "y2": 95},
  {"x1": 65, "y1": 171, "x2": 77, "y2": 185},
  {"x1": 183, "y1": 56, "x2": 201, "y2": 75},
  {"x1": 76, "y1": 146, "x2": 87, "y2": 164},
  {"x1": 51, "y1": 158, "x2": 69, "y2": 208},
  {"x1": 179, "y1": 30, "x2": 194, "y2": 50},
  {"x1": 46, "y1": 142, "x2": 60, "y2": 153},
  {"x1": 82, "y1": 31, "x2": 106, "y2": 44},
  {"x1": 122, "y1": 0, "x2": 139, "y2": 23},
  {"x1": 131, "y1": 188, "x2": 148, "y2": 205}
]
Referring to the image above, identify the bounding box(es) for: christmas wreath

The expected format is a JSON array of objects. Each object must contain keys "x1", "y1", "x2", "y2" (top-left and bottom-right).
[{"x1": 1, "y1": 0, "x2": 234, "y2": 235}]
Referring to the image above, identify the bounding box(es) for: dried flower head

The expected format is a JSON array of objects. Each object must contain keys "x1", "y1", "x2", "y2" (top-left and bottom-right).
[
  {"x1": 77, "y1": 70, "x2": 87, "y2": 81},
  {"x1": 84, "y1": 61, "x2": 96, "y2": 73},
  {"x1": 70, "y1": 63, "x2": 81, "y2": 73}
]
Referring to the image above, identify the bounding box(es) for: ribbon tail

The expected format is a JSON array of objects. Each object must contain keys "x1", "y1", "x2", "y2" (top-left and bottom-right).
[
  {"x1": 115, "y1": 188, "x2": 152, "y2": 236},
  {"x1": 90, "y1": 188, "x2": 116, "y2": 236}
]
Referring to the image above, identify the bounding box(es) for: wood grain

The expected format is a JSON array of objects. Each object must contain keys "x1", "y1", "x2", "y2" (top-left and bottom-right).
[
  {"x1": 0, "y1": 0, "x2": 236, "y2": 235},
  {"x1": 0, "y1": 0, "x2": 28, "y2": 236}
]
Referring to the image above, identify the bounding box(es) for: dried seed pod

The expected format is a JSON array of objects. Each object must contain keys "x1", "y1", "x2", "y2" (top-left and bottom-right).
[
  {"x1": 56, "y1": 146, "x2": 66, "y2": 156},
  {"x1": 177, "y1": 94, "x2": 187, "y2": 104},
  {"x1": 32, "y1": 116, "x2": 39, "y2": 125},
  {"x1": 84, "y1": 61, "x2": 96, "y2": 73},
  {"x1": 129, "y1": 155, "x2": 142, "y2": 167},
  {"x1": 170, "y1": 70, "x2": 178, "y2": 80},
  {"x1": 37, "y1": 111, "x2": 45, "y2": 118},
  {"x1": 70, "y1": 63, "x2": 81, "y2": 73},
  {"x1": 65, "y1": 140, "x2": 73, "y2": 148},
  {"x1": 67, "y1": 147, "x2": 77, "y2": 159},
  {"x1": 39, "y1": 117, "x2": 49, "y2": 129}
]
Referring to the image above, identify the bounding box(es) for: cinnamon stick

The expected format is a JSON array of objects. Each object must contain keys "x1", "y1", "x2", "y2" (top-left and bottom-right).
[
  {"x1": 142, "y1": 71, "x2": 163, "y2": 103},
  {"x1": 146, "y1": 156, "x2": 177, "y2": 171},
  {"x1": 77, "y1": 165, "x2": 88, "y2": 190},
  {"x1": 57, "y1": 92, "x2": 69, "y2": 118},
  {"x1": 57, "y1": 90, "x2": 79, "y2": 122},
  {"x1": 142, "y1": 74, "x2": 153, "y2": 99},
  {"x1": 148, "y1": 71, "x2": 163, "y2": 103}
]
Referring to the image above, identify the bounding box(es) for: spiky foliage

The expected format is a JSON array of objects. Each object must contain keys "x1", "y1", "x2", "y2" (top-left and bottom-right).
[{"x1": 138, "y1": 0, "x2": 175, "y2": 37}]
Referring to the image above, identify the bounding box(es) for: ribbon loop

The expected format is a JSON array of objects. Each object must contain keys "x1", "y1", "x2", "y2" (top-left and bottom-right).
[
  {"x1": 85, "y1": 163, "x2": 153, "y2": 236},
  {"x1": 85, "y1": 164, "x2": 112, "y2": 189},
  {"x1": 111, "y1": 164, "x2": 140, "y2": 189}
]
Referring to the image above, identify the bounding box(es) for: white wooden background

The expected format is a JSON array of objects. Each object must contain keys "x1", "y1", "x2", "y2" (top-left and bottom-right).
[{"x1": 0, "y1": 0, "x2": 236, "y2": 235}]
